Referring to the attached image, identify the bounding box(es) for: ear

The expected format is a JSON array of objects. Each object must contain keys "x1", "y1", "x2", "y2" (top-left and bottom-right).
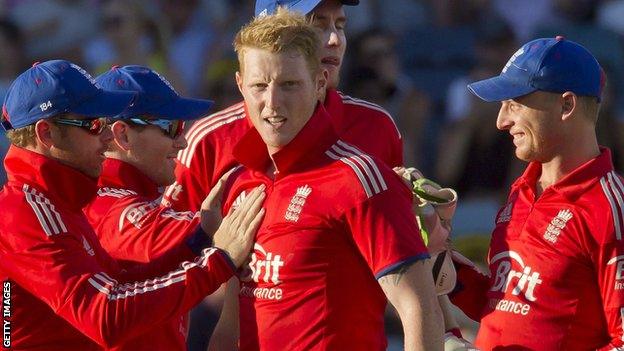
[
  {"x1": 561, "y1": 92, "x2": 577, "y2": 121},
  {"x1": 235, "y1": 71, "x2": 243, "y2": 95},
  {"x1": 34, "y1": 119, "x2": 54, "y2": 149},
  {"x1": 110, "y1": 121, "x2": 132, "y2": 151},
  {"x1": 316, "y1": 69, "x2": 328, "y2": 98}
]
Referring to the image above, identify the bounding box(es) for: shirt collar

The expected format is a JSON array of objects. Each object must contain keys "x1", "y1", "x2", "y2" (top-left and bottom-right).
[
  {"x1": 98, "y1": 158, "x2": 160, "y2": 198},
  {"x1": 323, "y1": 89, "x2": 344, "y2": 122},
  {"x1": 233, "y1": 102, "x2": 338, "y2": 177},
  {"x1": 515, "y1": 147, "x2": 614, "y2": 200},
  {"x1": 4, "y1": 145, "x2": 98, "y2": 211}
]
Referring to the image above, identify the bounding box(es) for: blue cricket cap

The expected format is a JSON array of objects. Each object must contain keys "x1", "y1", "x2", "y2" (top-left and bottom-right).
[
  {"x1": 96, "y1": 65, "x2": 213, "y2": 121},
  {"x1": 1, "y1": 60, "x2": 136, "y2": 130},
  {"x1": 255, "y1": 0, "x2": 359, "y2": 17},
  {"x1": 468, "y1": 36, "x2": 605, "y2": 102}
]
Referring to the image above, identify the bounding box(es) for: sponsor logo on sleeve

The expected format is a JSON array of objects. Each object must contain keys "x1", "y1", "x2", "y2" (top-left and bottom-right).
[
  {"x1": 169, "y1": 182, "x2": 184, "y2": 202},
  {"x1": 119, "y1": 201, "x2": 158, "y2": 230},
  {"x1": 608, "y1": 255, "x2": 624, "y2": 290}
]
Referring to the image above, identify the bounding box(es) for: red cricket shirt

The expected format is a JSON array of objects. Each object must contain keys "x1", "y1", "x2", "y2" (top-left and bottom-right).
[
  {"x1": 84, "y1": 158, "x2": 206, "y2": 351},
  {"x1": 221, "y1": 104, "x2": 427, "y2": 351},
  {"x1": 476, "y1": 148, "x2": 624, "y2": 350},
  {"x1": 0, "y1": 146, "x2": 234, "y2": 350},
  {"x1": 164, "y1": 89, "x2": 403, "y2": 211}
]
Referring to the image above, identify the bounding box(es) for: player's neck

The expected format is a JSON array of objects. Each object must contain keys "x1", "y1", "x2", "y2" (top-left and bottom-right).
[
  {"x1": 536, "y1": 138, "x2": 600, "y2": 196},
  {"x1": 320, "y1": 88, "x2": 328, "y2": 104}
]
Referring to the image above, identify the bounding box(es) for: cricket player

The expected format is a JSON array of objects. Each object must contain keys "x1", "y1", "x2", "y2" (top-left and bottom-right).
[
  {"x1": 83, "y1": 65, "x2": 235, "y2": 351},
  {"x1": 163, "y1": 0, "x2": 401, "y2": 211},
  {"x1": 162, "y1": 1, "x2": 406, "y2": 347},
  {"x1": 212, "y1": 10, "x2": 443, "y2": 350},
  {"x1": 460, "y1": 36, "x2": 624, "y2": 350},
  {"x1": 0, "y1": 60, "x2": 264, "y2": 350}
]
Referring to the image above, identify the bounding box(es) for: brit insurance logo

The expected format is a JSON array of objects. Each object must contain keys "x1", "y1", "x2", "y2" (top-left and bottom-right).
[
  {"x1": 119, "y1": 200, "x2": 159, "y2": 230},
  {"x1": 608, "y1": 255, "x2": 624, "y2": 291},
  {"x1": 284, "y1": 185, "x2": 312, "y2": 222},
  {"x1": 543, "y1": 209, "x2": 573, "y2": 244},
  {"x1": 239, "y1": 243, "x2": 285, "y2": 301},
  {"x1": 488, "y1": 250, "x2": 543, "y2": 316}
]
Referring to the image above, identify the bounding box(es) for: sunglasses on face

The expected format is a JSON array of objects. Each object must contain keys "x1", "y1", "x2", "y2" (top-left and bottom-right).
[
  {"x1": 128, "y1": 118, "x2": 185, "y2": 139},
  {"x1": 54, "y1": 117, "x2": 109, "y2": 135}
]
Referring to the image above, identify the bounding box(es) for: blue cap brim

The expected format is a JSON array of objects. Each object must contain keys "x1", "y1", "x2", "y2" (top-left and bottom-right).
[
  {"x1": 70, "y1": 89, "x2": 136, "y2": 119},
  {"x1": 467, "y1": 75, "x2": 537, "y2": 102},
  {"x1": 130, "y1": 96, "x2": 214, "y2": 121}
]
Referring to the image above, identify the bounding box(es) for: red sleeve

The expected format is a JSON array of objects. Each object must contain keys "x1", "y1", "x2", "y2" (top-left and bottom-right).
[
  {"x1": 374, "y1": 108, "x2": 403, "y2": 168},
  {"x1": 163, "y1": 145, "x2": 215, "y2": 212},
  {"x1": 389, "y1": 122, "x2": 403, "y2": 168},
  {"x1": 343, "y1": 167, "x2": 428, "y2": 278},
  {"x1": 92, "y1": 194, "x2": 200, "y2": 270},
  {"x1": 0, "y1": 207, "x2": 234, "y2": 348},
  {"x1": 448, "y1": 259, "x2": 490, "y2": 322},
  {"x1": 594, "y1": 235, "x2": 624, "y2": 350}
]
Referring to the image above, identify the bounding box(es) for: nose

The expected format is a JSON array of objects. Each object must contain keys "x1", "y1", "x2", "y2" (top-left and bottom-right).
[
  {"x1": 265, "y1": 84, "x2": 280, "y2": 111},
  {"x1": 325, "y1": 27, "x2": 342, "y2": 48},
  {"x1": 496, "y1": 104, "x2": 512, "y2": 131}
]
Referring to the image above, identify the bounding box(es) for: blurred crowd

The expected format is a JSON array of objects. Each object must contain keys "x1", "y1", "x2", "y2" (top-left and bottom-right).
[{"x1": 1, "y1": 0, "x2": 624, "y2": 238}]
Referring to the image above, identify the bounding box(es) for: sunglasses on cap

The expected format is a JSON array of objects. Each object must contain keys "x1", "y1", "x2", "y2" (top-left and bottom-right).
[
  {"x1": 128, "y1": 118, "x2": 185, "y2": 139},
  {"x1": 54, "y1": 117, "x2": 110, "y2": 135}
]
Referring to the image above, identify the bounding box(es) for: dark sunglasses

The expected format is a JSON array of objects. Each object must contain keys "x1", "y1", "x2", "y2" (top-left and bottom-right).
[
  {"x1": 128, "y1": 118, "x2": 185, "y2": 139},
  {"x1": 54, "y1": 117, "x2": 109, "y2": 135}
]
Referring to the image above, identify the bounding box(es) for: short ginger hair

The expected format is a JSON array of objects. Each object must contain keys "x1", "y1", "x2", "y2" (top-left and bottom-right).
[
  {"x1": 233, "y1": 8, "x2": 321, "y2": 76},
  {"x1": 6, "y1": 124, "x2": 36, "y2": 147}
]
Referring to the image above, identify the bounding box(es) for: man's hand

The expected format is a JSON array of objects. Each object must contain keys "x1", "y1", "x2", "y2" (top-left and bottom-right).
[
  {"x1": 213, "y1": 185, "x2": 266, "y2": 267},
  {"x1": 200, "y1": 169, "x2": 237, "y2": 235},
  {"x1": 444, "y1": 333, "x2": 479, "y2": 351}
]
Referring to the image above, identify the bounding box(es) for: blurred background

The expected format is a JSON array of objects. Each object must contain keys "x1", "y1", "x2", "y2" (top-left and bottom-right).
[{"x1": 0, "y1": 0, "x2": 623, "y2": 348}]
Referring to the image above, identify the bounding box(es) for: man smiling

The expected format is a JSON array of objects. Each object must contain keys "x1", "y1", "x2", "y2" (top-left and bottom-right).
[
  {"x1": 83, "y1": 65, "x2": 267, "y2": 351},
  {"x1": 463, "y1": 36, "x2": 624, "y2": 350},
  {"x1": 0, "y1": 60, "x2": 264, "y2": 350}
]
